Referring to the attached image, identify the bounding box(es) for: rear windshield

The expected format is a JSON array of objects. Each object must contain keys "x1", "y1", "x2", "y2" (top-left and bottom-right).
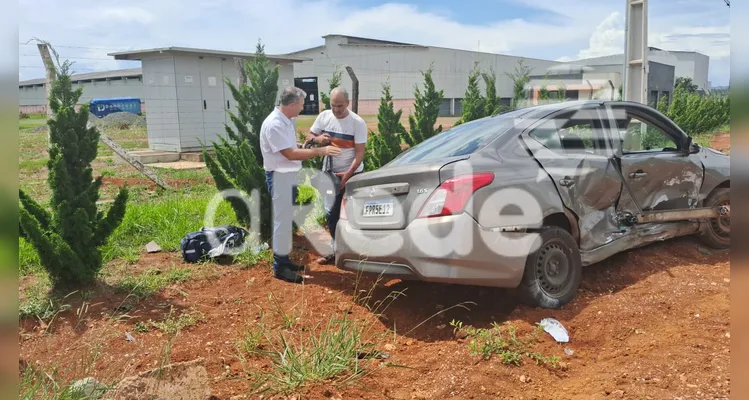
[{"x1": 388, "y1": 109, "x2": 528, "y2": 166}]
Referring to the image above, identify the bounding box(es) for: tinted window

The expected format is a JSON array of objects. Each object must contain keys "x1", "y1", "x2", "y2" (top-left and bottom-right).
[{"x1": 388, "y1": 109, "x2": 528, "y2": 165}]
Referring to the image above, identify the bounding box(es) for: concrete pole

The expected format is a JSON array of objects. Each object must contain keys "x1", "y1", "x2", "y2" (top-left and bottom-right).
[
  {"x1": 37, "y1": 43, "x2": 56, "y2": 119},
  {"x1": 622, "y1": 0, "x2": 648, "y2": 104}
]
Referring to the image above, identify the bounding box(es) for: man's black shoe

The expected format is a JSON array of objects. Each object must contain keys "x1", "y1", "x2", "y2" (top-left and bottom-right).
[
  {"x1": 316, "y1": 254, "x2": 335, "y2": 265},
  {"x1": 274, "y1": 268, "x2": 304, "y2": 284},
  {"x1": 274, "y1": 259, "x2": 305, "y2": 272},
  {"x1": 283, "y1": 261, "x2": 305, "y2": 272}
]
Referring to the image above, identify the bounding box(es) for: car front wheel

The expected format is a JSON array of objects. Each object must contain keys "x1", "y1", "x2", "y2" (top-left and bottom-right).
[
  {"x1": 699, "y1": 187, "x2": 730, "y2": 249},
  {"x1": 518, "y1": 226, "x2": 582, "y2": 309}
]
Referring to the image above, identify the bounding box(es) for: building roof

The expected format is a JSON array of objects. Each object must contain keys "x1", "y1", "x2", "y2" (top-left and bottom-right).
[
  {"x1": 322, "y1": 34, "x2": 422, "y2": 47},
  {"x1": 108, "y1": 46, "x2": 311, "y2": 63},
  {"x1": 19, "y1": 68, "x2": 143, "y2": 86}
]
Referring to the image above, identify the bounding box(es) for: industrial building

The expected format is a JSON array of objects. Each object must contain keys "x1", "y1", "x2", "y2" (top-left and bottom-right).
[
  {"x1": 17, "y1": 35, "x2": 713, "y2": 155},
  {"x1": 19, "y1": 68, "x2": 144, "y2": 114},
  {"x1": 526, "y1": 57, "x2": 676, "y2": 107},
  {"x1": 284, "y1": 34, "x2": 562, "y2": 116},
  {"x1": 107, "y1": 47, "x2": 307, "y2": 153}
]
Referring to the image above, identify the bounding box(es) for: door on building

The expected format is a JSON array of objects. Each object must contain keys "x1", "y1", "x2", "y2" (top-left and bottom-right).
[
  {"x1": 294, "y1": 77, "x2": 319, "y2": 115},
  {"x1": 199, "y1": 56, "x2": 227, "y2": 146}
]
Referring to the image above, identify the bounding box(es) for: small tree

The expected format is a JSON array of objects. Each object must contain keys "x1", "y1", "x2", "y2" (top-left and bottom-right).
[
  {"x1": 483, "y1": 66, "x2": 500, "y2": 116},
  {"x1": 506, "y1": 58, "x2": 532, "y2": 110},
  {"x1": 320, "y1": 65, "x2": 343, "y2": 111},
  {"x1": 557, "y1": 82, "x2": 568, "y2": 102},
  {"x1": 455, "y1": 62, "x2": 486, "y2": 126},
  {"x1": 366, "y1": 80, "x2": 406, "y2": 171},
  {"x1": 203, "y1": 40, "x2": 279, "y2": 242},
  {"x1": 404, "y1": 64, "x2": 444, "y2": 147},
  {"x1": 19, "y1": 57, "x2": 128, "y2": 289},
  {"x1": 675, "y1": 77, "x2": 698, "y2": 93}
]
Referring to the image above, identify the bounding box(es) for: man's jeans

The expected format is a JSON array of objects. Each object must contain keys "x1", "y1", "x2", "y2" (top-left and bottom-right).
[
  {"x1": 265, "y1": 170, "x2": 299, "y2": 273},
  {"x1": 324, "y1": 189, "x2": 345, "y2": 253}
]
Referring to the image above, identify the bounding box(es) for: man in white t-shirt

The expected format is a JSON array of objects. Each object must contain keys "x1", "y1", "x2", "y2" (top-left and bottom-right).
[
  {"x1": 306, "y1": 87, "x2": 368, "y2": 264},
  {"x1": 261, "y1": 87, "x2": 341, "y2": 283}
]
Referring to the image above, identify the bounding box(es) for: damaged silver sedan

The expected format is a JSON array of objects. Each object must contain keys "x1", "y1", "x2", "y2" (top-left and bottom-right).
[{"x1": 334, "y1": 100, "x2": 730, "y2": 309}]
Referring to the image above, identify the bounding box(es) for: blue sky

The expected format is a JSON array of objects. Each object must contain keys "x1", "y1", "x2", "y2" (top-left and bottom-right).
[{"x1": 18, "y1": 0, "x2": 732, "y2": 86}]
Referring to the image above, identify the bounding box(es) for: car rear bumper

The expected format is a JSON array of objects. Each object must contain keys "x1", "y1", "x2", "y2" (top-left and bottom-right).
[{"x1": 334, "y1": 214, "x2": 534, "y2": 288}]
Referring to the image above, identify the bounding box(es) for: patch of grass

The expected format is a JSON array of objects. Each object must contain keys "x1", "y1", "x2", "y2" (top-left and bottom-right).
[
  {"x1": 20, "y1": 192, "x2": 239, "y2": 273},
  {"x1": 114, "y1": 267, "x2": 193, "y2": 300},
  {"x1": 19, "y1": 114, "x2": 47, "y2": 132},
  {"x1": 449, "y1": 320, "x2": 561, "y2": 368},
  {"x1": 102, "y1": 192, "x2": 238, "y2": 260},
  {"x1": 149, "y1": 307, "x2": 204, "y2": 335},
  {"x1": 243, "y1": 312, "x2": 374, "y2": 396}
]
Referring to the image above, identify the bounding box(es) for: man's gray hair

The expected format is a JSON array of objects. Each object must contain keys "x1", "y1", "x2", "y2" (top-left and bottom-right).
[
  {"x1": 330, "y1": 87, "x2": 349, "y2": 101},
  {"x1": 280, "y1": 87, "x2": 307, "y2": 106}
]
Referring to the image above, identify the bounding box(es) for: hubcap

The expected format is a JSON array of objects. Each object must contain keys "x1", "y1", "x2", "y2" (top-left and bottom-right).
[
  {"x1": 711, "y1": 200, "x2": 730, "y2": 239},
  {"x1": 536, "y1": 243, "x2": 570, "y2": 296}
]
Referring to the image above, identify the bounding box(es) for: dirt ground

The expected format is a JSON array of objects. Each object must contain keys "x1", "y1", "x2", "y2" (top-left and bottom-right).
[
  {"x1": 18, "y1": 132, "x2": 731, "y2": 399},
  {"x1": 19, "y1": 230, "x2": 730, "y2": 400}
]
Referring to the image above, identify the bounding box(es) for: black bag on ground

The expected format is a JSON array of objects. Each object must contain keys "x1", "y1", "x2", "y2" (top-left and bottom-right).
[{"x1": 180, "y1": 225, "x2": 249, "y2": 263}]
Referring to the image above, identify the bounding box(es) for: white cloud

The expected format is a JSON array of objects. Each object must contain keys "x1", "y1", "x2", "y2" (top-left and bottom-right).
[
  {"x1": 84, "y1": 7, "x2": 156, "y2": 24},
  {"x1": 17, "y1": 0, "x2": 731, "y2": 85}
]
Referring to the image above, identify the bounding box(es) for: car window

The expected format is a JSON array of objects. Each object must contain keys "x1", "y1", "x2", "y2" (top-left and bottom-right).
[
  {"x1": 388, "y1": 109, "x2": 529, "y2": 165},
  {"x1": 619, "y1": 116, "x2": 679, "y2": 153},
  {"x1": 529, "y1": 111, "x2": 600, "y2": 155}
]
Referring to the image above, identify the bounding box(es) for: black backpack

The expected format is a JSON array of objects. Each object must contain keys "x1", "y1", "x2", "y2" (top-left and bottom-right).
[{"x1": 180, "y1": 225, "x2": 249, "y2": 263}]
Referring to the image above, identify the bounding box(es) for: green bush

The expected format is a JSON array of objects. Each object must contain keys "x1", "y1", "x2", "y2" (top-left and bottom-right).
[
  {"x1": 19, "y1": 58, "x2": 128, "y2": 289},
  {"x1": 366, "y1": 80, "x2": 406, "y2": 171},
  {"x1": 656, "y1": 84, "x2": 730, "y2": 135}
]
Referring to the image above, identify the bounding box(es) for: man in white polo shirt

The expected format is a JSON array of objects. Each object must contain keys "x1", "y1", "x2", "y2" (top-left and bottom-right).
[
  {"x1": 305, "y1": 87, "x2": 368, "y2": 264},
  {"x1": 261, "y1": 87, "x2": 341, "y2": 283}
]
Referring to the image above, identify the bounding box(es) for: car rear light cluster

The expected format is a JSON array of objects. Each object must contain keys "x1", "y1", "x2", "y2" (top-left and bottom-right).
[
  {"x1": 416, "y1": 172, "x2": 495, "y2": 218},
  {"x1": 340, "y1": 196, "x2": 348, "y2": 220}
]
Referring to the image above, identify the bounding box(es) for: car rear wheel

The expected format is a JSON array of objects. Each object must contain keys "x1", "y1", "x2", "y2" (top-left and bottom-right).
[
  {"x1": 518, "y1": 227, "x2": 582, "y2": 309},
  {"x1": 699, "y1": 187, "x2": 730, "y2": 249}
]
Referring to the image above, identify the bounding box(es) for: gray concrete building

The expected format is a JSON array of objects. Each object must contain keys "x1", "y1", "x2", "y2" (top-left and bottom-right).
[
  {"x1": 527, "y1": 60, "x2": 675, "y2": 107},
  {"x1": 19, "y1": 68, "x2": 144, "y2": 114},
  {"x1": 108, "y1": 47, "x2": 308, "y2": 153},
  {"x1": 283, "y1": 34, "x2": 564, "y2": 116},
  {"x1": 571, "y1": 47, "x2": 709, "y2": 92}
]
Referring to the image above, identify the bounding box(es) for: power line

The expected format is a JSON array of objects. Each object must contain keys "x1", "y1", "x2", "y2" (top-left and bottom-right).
[{"x1": 724, "y1": 0, "x2": 730, "y2": 7}]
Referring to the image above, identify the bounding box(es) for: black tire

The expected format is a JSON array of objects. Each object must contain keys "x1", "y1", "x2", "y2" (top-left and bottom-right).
[
  {"x1": 699, "y1": 187, "x2": 730, "y2": 249},
  {"x1": 518, "y1": 226, "x2": 582, "y2": 309}
]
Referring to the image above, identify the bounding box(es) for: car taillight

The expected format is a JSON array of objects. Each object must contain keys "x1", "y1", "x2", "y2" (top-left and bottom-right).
[
  {"x1": 416, "y1": 172, "x2": 495, "y2": 218},
  {"x1": 340, "y1": 196, "x2": 348, "y2": 220}
]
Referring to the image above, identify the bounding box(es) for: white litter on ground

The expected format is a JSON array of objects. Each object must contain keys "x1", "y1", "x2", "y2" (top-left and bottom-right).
[{"x1": 539, "y1": 318, "x2": 570, "y2": 343}]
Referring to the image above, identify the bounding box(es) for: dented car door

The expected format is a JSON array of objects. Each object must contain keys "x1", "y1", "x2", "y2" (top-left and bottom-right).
[
  {"x1": 521, "y1": 105, "x2": 625, "y2": 251},
  {"x1": 612, "y1": 105, "x2": 704, "y2": 212}
]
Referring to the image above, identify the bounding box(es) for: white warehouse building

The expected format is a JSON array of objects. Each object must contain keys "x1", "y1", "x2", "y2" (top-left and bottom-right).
[{"x1": 284, "y1": 34, "x2": 564, "y2": 116}]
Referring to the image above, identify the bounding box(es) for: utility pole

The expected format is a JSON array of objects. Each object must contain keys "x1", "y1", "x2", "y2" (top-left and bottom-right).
[
  {"x1": 622, "y1": 0, "x2": 648, "y2": 104},
  {"x1": 36, "y1": 42, "x2": 56, "y2": 120},
  {"x1": 345, "y1": 66, "x2": 359, "y2": 113}
]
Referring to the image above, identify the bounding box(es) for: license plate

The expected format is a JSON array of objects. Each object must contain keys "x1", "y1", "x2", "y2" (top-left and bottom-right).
[{"x1": 362, "y1": 200, "x2": 394, "y2": 217}]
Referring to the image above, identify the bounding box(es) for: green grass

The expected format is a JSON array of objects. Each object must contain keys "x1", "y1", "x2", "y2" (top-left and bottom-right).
[
  {"x1": 449, "y1": 320, "x2": 560, "y2": 367},
  {"x1": 241, "y1": 312, "x2": 375, "y2": 396},
  {"x1": 19, "y1": 114, "x2": 47, "y2": 132},
  {"x1": 113, "y1": 267, "x2": 193, "y2": 300},
  {"x1": 19, "y1": 191, "x2": 239, "y2": 274}
]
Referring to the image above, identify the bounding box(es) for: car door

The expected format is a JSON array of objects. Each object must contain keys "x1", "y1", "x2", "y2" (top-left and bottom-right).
[
  {"x1": 521, "y1": 105, "x2": 626, "y2": 251},
  {"x1": 609, "y1": 104, "x2": 704, "y2": 212}
]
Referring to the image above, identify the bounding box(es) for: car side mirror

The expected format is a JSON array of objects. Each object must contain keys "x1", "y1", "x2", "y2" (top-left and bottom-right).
[{"x1": 688, "y1": 141, "x2": 700, "y2": 154}]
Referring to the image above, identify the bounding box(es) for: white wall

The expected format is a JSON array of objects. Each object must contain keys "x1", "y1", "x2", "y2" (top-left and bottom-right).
[
  {"x1": 19, "y1": 78, "x2": 144, "y2": 108},
  {"x1": 572, "y1": 49, "x2": 710, "y2": 91},
  {"x1": 141, "y1": 52, "x2": 299, "y2": 152},
  {"x1": 292, "y1": 35, "x2": 563, "y2": 101}
]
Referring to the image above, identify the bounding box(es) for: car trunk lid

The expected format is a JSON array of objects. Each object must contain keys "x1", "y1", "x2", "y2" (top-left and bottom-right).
[{"x1": 345, "y1": 157, "x2": 465, "y2": 230}]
